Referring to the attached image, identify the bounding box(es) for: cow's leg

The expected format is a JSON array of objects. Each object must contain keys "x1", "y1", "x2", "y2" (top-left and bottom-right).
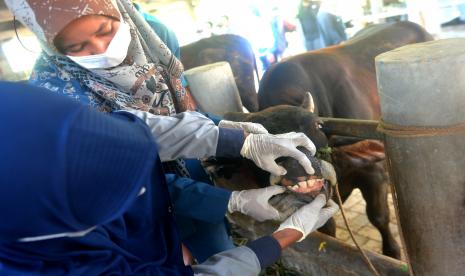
[{"x1": 358, "y1": 173, "x2": 401, "y2": 259}]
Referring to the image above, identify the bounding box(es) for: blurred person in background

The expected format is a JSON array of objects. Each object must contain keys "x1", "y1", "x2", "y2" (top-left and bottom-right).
[
  {"x1": 244, "y1": 4, "x2": 277, "y2": 71},
  {"x1": 297, "y1": 0, "x2": 347, "y2": 51},
  {"x1": 270, "y1": 6, "x2": 289, "y2": 64},
  {"x1": 441, "y1": 3, "x2": 465, "y2": 27}
]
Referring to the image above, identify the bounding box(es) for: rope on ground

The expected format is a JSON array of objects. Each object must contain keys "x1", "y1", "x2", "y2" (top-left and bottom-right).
[
  {"x1": 335, "y1": 183, "x2": 381, "y2": 276},
  {"x1": 377, "y1": 119, "x2": 465, "y2": 138}
]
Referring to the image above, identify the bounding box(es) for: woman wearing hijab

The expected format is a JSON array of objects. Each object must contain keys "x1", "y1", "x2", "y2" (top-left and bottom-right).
[{"x1": 6, "y1": 0, "x2": 322, "y2": 263}]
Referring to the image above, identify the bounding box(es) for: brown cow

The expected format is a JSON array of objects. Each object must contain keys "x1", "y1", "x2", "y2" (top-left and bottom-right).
[
  {"x1": 257, "y1": 21, "x2": 433, "y2": 117},
  {"x1": 180, "y1": 34, "x2": 259, "y2": 112}
]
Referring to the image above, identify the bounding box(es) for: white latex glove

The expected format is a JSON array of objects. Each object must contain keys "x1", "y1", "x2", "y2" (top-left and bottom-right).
[
  {"x1": 240, "y1": 132, "x2": 316, "y2": 175},
  {"x1": 228, "y1": 186, "x2": 287, "y2": 221},
  {"x1": 275, "y1": 194, "x2": 339, "y2": 242},
  {"x1": 218, "y1": 120, "x2": 268, "y2": 134}
]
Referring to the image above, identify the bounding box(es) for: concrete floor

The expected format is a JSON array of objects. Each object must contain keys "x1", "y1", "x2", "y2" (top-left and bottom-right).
[{"x1": 332, "y1": 189, "x2": 407, "y2": 260}]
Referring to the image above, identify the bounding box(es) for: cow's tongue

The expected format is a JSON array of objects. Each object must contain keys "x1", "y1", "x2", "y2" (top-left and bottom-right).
[{"x1": 280, "y1": 176, "x2": 325, "y2": 194}]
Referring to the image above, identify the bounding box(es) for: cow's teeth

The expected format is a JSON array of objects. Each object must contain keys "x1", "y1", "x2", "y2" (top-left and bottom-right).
[
  {"x1": 306, "y1": 179, "x2": 315, "y2": 187},
  {"x1": 298, "y1": 181, "x2": 307, "y2": 189},
  {"x1": 291, "y1": 185, "x2": 300, "y2": 191}
]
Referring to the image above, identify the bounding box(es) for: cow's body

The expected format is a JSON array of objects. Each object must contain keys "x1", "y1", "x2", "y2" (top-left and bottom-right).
[
  {"x1": 180, "y1": 34, "x2": 259, "y2": 112},
  {"x1": 258, "y1": 21, "x2": 433, "y2": 118}
]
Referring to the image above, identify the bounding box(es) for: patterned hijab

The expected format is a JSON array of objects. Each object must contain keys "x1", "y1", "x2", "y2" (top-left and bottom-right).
[{"x1": 6, "y1": 0, "x2": 196, "y2": 115}]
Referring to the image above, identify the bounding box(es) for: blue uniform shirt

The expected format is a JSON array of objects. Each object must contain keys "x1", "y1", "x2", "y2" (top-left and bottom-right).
[{"x1": 0, "y1": 82, "x2": 192, "y2": 275}]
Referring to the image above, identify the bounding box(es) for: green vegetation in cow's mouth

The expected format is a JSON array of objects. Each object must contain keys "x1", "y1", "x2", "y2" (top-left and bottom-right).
[{"x1": 316, "y1": 146, "x2": 332, "y2": 163}]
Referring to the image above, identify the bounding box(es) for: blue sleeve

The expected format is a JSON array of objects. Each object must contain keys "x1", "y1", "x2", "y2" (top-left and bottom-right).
[
  {"x1": 217, "y1": 128, "x2": 245, "y2": 158},
  {"x1": 165, "y1": 174, "x2": 232, "y2": 223},
  {"x1": 195, "y1": 112, "x2": 245, "y2": 158},
  {"x1": 246, "y1": 236, "x2": 282, "y2": 269}
]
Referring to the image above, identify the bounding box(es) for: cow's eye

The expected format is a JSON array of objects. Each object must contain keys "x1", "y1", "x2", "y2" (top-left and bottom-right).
[{"x1": 316, "y1": 122, "x2": 323, "y2": 129}]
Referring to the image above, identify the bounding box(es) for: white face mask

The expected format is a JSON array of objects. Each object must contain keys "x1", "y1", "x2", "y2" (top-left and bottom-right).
[{"x1": 67, "y1": 20, "x2": 131, "y2": 69}]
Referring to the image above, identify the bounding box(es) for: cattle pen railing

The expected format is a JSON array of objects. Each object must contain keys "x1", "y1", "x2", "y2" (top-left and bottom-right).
[{"x1": 321, "y1": 118, "x2": 383, "y2": 141}]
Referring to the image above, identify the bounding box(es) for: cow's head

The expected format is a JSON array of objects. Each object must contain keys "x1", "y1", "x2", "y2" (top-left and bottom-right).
[
  {"x1": 222, "y1": 93, "x2": 335, "y2": 207},
  {"x1": 226, "y1": 92, "x2": 327, "y2": 150}
]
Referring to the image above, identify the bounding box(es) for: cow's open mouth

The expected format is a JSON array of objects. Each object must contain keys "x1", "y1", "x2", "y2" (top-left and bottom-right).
[
  {"x1": 269, "y1": 157, "x2": 336, "y2": 201},
  {"x1": 268, "y1": 158, "x2": 336, "y2": 217},
  {"x1": 280, "y1": 176, "x2": 325, "y2": 194}
]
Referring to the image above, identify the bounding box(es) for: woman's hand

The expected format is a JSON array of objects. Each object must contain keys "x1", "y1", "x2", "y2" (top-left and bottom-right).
[
  {"x1": 228, "y1": 186, "x2": 287, "y2": 221},
  {"x1": 275, "y1": 195, "x2": 339, "y2": 243},
  {"x1": 240, "y1": 132, "x2": 316, "y2": 175},
  {"x1": 182, "y1": 244, "x2": 196, "y2": 266}
]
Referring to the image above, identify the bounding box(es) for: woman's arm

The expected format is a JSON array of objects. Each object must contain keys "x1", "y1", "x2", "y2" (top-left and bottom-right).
[{"x1": 122, "y1": 110, "x2": 245, "y2": 161}]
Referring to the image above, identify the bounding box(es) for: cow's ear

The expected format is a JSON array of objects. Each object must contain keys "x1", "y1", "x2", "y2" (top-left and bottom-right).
[{"x1": 301, "y1": 92, "x2": 315, "y2": 113}]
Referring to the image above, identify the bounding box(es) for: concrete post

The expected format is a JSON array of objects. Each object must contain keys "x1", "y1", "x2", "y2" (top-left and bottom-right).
[
  {"x1": 375, "y1": 38, "x2": 465, "y2": 275},
  {"x1": 184, "y1": 61, "x2": 244, "y2": 116}
]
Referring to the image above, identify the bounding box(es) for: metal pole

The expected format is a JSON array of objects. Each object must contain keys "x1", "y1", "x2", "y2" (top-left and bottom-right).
[
  {"x1": 320, "y1": 117, "x2": 383, "y2": 140},
  {"x1": 376, "y1": 38, "x2": 465, "y2": 275}
]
